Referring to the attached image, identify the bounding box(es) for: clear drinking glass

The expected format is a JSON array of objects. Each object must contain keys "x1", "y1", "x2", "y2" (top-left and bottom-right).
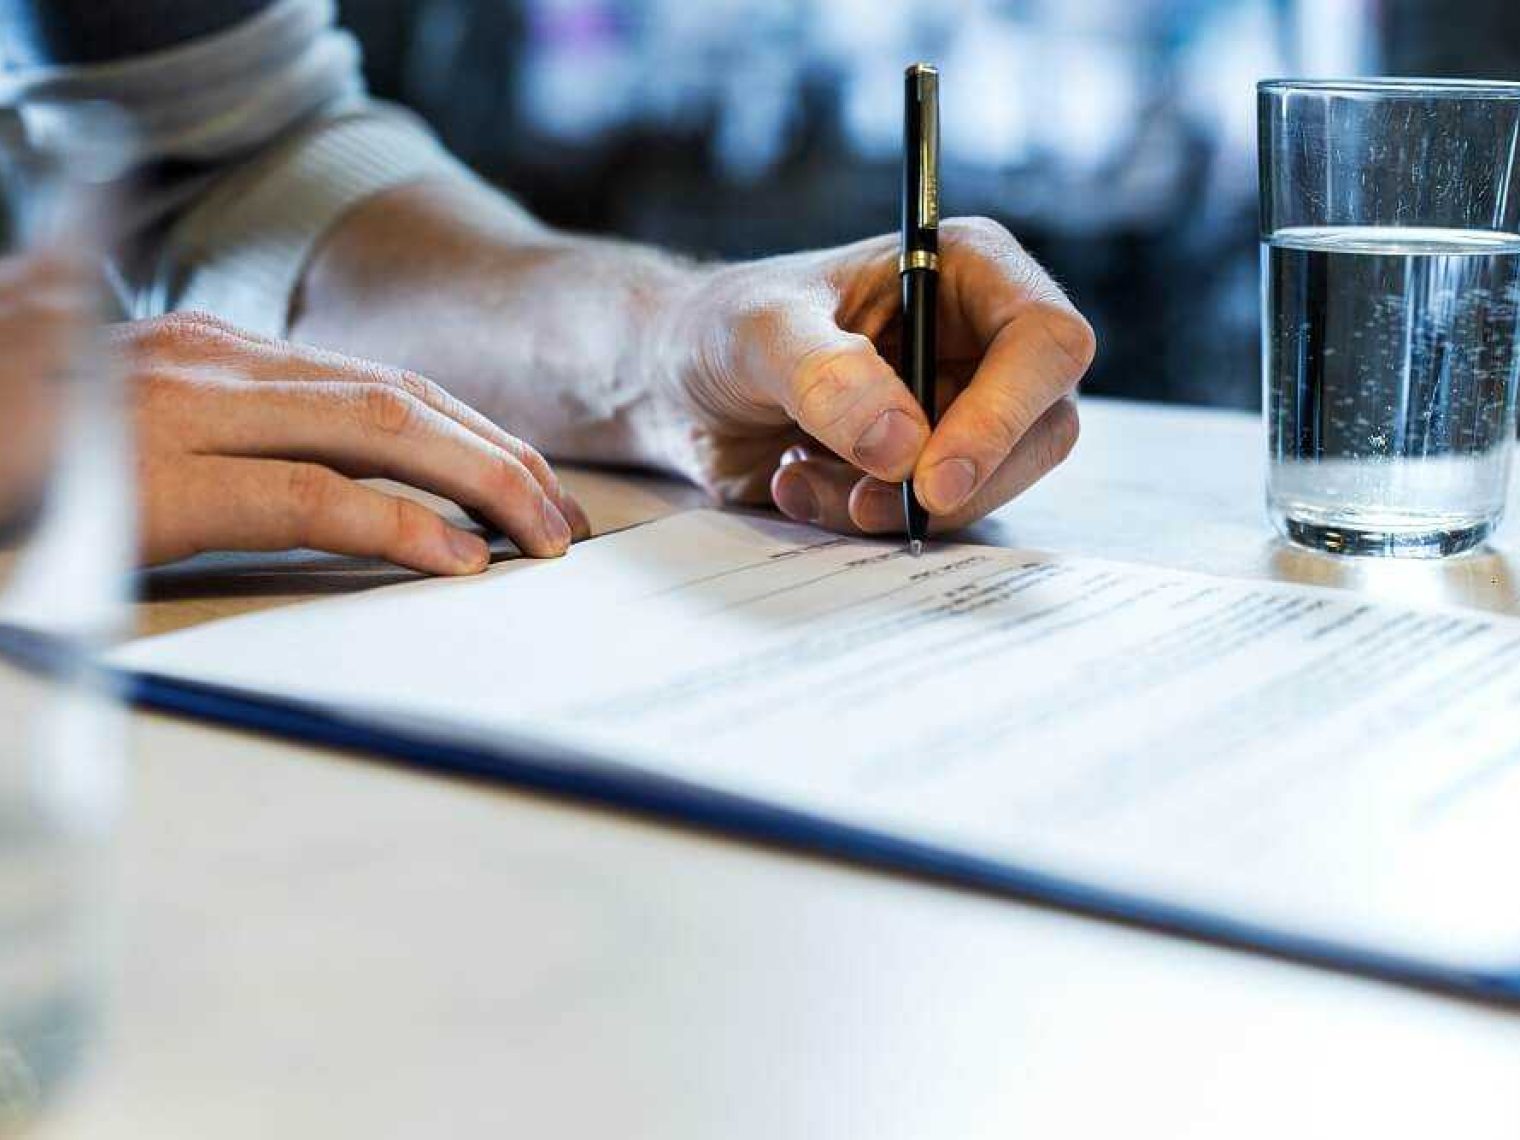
[
  {"x1": 1259, "y1": 78, "x2": 1520, "y2": 557},
  {"x1": 0, "y1": 109, "x2": 133, "y2": 1128}
]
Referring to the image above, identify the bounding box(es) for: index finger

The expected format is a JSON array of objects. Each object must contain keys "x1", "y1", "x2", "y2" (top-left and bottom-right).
[{"x1": 913, "y1": 220, "x2": 1095, "y2": 515}]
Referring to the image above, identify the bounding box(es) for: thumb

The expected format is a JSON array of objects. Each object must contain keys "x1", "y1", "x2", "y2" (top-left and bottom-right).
[{"x1": 757, "y1": 303, "x2": 929, "y2": 482}]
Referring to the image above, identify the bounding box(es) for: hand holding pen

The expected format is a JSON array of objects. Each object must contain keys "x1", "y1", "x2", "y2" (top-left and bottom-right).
[
  {"x1": 749, "y1": 222, "x2": 1092, "y2": 536},
  {"x1": 743, "y1": 68, "x2": 1094, "y2": 540},
  {"x1": 677, "y1": 69, "x2": 1094, "y2": 541}
]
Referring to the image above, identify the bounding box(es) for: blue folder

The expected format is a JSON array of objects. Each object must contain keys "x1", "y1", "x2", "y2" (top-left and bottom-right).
[
  {"x1": 129, "y1": 657, "x2": 1520, "y2": 1007},
  {"x1": 5, "y1": 620, "x2": 1517, "y2": 1006}
]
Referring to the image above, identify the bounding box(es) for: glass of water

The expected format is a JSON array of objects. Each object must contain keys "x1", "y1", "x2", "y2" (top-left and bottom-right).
[
  {"x1": 0, "y1": 109, "x2": 133, "y2": 1127},
  {"x1": 1259, "y1": 78, "x2": 1520, "y2": 557}
]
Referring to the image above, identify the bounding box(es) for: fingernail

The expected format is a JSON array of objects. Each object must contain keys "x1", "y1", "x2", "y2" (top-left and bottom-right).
[
  {"x1": 447, "y1": 529, "x2": 489, "y2": 570},
  {"x1": 923, "y1": 458, "x2": 978, "y2": 512},
  {"x1": 853, "y1": 409, "x2": 923, "y2": 474},
  {"x1": 562, "y1": 494, "x2": 593, "y2": 540},
  {"x1": 773, "y1": 470, "x2": 821, "y2": 524},
  {"x1": 543, "y1": 498, "x2": 573, "y2": 551},
  {"x1": 852, "y1": 481, "x2": 901, "y2": 530}
]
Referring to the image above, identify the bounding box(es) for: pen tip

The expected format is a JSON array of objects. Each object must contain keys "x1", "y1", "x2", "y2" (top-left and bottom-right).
[{"x1": 909, "y1": 539, "x2": 924, "y2": 558}]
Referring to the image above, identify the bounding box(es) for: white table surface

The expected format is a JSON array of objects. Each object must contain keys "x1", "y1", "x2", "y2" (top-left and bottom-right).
[{"x1": 43, "y1": 397, "x2": 1520, "y2": 1138}]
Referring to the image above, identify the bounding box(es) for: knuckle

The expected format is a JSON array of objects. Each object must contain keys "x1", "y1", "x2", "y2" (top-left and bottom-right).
[
  {"x1": 285, "y1": 462, "x2": 334, "y2": 509},
  {"x1": 174, "y1": 309, "x2": 237, "y2": 333},
  {"x1": 386, "y1": 495, "x2": 434, "y2": 552},
  {"x1": 135, "y1": 366, "x2": 183, "y2": 402},
  {"x1": 943, "y1": 219, "x2": 1068, "y2": 316},
  {"x1": 389, "y1": 368, "x2": 437, "y2": 405},
  {"x1": 731, "y1": 291, "x2": 843, "y2": 357},
  {"x1": 490, "y1": 454, "x2": 535, "y2": 500},
  {"x1": 789, "y1": 340, "x2": 874, "y2": 431},
  {"x1": 359, "y1": 384, "x2": 416, "y2": 437},
  {"x1": 1045, "y1": 400, "x2": 1081, "y2": 466},
  {"x1": 733, "y1": 301, "x2": 795, "y2": 357},
  {"x1": 513, "y1": 439, "x2": 555, "y2": 482},
  {"x1": 283, "y1": 464, "x2": 341, "y2": 536},
  {"x1": 126, "y1": 311, "x2": 240, "y2": 360},
  {"x1": 946, "y1": 215, "x2": 1020, "y2": 254},
  {"x1": 130, "y1": 315, "x2": 197, "y2": 355},
  {"x1": 963, "y1": 396, "x2": 1033, "y2": 458},
  {"x1": 791, "y1": 352, "x2": 853, "y2": 423},
  {"x1": 1043, "y1": 309, "x2": 1098, "y2": 374}
]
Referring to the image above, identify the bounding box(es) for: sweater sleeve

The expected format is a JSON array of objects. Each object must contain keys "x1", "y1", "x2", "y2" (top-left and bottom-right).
[{"x1": 0, "y1": 0, "x2": 475, "y2": 336}]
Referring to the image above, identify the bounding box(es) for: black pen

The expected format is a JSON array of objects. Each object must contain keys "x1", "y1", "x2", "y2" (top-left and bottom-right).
[{"x1": 900, "y1": 63, "x2": 940, "y2": 557}]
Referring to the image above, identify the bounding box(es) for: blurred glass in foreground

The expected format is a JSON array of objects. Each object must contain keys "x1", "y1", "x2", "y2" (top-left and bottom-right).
[
  {"x1": 0, "y1": 107, "x2": 134, "y2": 1129},
  {"x1": 1259, "y1": 78, "x2": 1520, "y2": 558}
]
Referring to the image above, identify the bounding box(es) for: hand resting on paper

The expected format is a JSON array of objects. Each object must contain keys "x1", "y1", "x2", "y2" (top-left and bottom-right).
[{"x1": 121, "y1": 313, "x2": 589, "y2": 574}]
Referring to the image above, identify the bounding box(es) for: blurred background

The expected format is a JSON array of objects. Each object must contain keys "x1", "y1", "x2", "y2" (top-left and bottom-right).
[{"x1": 336, "y1": 0, "x2": 1520, "y2": 409}]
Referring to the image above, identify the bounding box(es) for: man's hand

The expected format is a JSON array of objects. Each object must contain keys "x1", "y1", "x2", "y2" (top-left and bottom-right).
[
  {"x1": 292, "y1": 185, "x2": 1092, "y2": 536},
  {"x1": 122, "y1": 313, "x2": 588, "y2": 573},
  {"x1": 661, "y1": 217, "x2": 1095, "y2": 534}
]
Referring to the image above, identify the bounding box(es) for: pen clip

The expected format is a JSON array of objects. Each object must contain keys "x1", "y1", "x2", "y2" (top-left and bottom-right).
[{"x1": 912, "y1": 64, "x2": 940, "y2": 231}]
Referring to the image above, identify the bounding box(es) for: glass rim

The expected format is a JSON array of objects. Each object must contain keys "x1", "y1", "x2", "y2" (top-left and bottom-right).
[{"x1": 1258, "y1": 76, "x2": 1520, "y2": 100}]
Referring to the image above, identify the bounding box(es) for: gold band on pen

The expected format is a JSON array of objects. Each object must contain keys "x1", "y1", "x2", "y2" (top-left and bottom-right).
[{"x1": 898, "y1": 250, "x2": 940, "y2": 274}]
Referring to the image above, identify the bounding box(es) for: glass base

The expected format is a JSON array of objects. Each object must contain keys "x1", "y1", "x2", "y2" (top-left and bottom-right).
[
  {"x1": 1280, "y1": 516, "x2": 1492, "y2": 558},
  {"x1": 0, "y1": 988, "x2": 95, "y2": 1129}
]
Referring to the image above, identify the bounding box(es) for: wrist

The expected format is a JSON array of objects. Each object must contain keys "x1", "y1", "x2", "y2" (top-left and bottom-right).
[{"x1": 636, "y1": 257, "x2": 732, "y2": 485}]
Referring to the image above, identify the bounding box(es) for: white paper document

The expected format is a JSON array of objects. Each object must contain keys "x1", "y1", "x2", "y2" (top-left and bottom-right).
[{"x1": 116, "y1": 509, "x2": 1520, "y2": 977}]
